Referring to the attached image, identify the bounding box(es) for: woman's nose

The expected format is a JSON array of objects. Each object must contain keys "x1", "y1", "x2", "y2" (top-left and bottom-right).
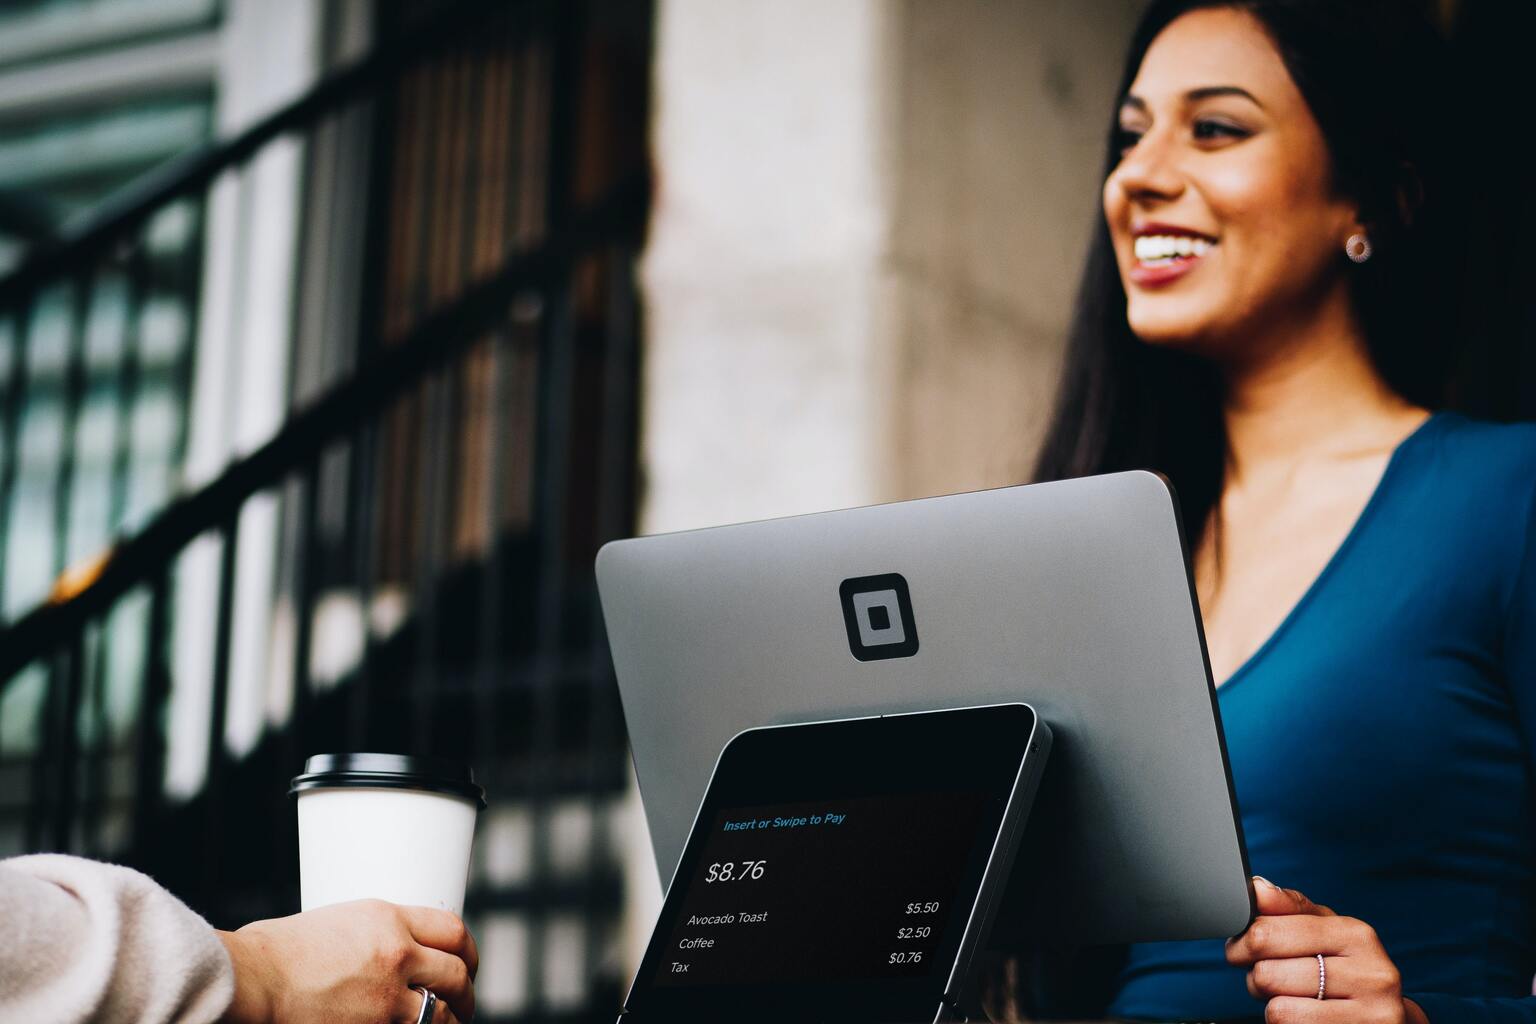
[{"x1": 1112, "y1": 132, "x2": 1185, "y2": 205}]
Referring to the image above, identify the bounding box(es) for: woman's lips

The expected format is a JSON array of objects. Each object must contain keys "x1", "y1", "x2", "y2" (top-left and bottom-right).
[{"x1": 1128, "y1": 247, "x2": 1212, "y2": 287}]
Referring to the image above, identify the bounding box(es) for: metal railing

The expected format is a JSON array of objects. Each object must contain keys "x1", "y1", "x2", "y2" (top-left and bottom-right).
[{"x1": 0, "y1": 2, "x2": 651, "y2": 1020}]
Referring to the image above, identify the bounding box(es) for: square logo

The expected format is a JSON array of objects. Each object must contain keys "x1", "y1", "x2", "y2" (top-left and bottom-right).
[{"x1": 839, "y1": 573, "x2": 919, "y2": 661}]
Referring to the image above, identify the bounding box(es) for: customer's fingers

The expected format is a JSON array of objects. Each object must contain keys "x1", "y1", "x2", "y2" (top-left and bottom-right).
[
  {"x1": 409, "y1": 945, "x2": 475, "y2": 1022},
  {"x1": 402, "y1": 905, "x2": 478, "y2": 976},
  {"x1": 394, "y1": 986, "x2": 460, "y2": 1024},
  {"x1": 464, "y1": 925, "x2": 479, "y2": 979}
]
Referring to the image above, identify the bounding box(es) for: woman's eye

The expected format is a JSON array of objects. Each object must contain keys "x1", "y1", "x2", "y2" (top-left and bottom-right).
[
  {"x1": 1114, "y1": 127, "x2": 1144, "y2": 153},
  {"x1": 1193, "y1": 119, "x2": 1249, "y2": 142}
]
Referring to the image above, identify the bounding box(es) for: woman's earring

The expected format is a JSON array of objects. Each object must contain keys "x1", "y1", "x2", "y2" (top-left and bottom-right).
[{"x1": 1345, "y1": 233, "x2": 1373, "y2": 263}]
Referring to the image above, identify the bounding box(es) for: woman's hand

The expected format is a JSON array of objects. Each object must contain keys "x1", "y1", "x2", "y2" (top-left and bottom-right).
[
  {"x1": 1226, "y1": 877, "x2": 1428, "y2": 1024},
  {"x1": 218, "y1": 899, "x2": 479, "y2": 1023}
]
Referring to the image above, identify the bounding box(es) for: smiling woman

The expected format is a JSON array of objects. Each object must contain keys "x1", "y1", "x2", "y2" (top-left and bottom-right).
[
  {"x1": 1037, "y1": 0, "x2": 1467, "y2": 546},
  {"x1": 1018, "y1": 2, "x2": 1536, "y2": 1024},
  {"x1": 1107, "y1": 32, "x2": 1359, "y2": 349}
]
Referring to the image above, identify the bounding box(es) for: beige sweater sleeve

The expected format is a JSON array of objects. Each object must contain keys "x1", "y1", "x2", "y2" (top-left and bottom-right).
[{"x1": 0, "y1": 854, "x2": 234, "y2": 1024}]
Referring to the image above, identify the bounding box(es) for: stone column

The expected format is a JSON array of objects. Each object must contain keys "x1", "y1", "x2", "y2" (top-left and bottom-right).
[
  {"x1": 640, "y1": 0, "x2": 899, "y2": 535},
  {"x1": 884, "y1": 0, "x2": 1144, "y2": 499}
]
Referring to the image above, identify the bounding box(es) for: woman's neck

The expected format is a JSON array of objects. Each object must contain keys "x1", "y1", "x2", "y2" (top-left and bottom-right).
[{"x1": 1218, "y1": 304, "x2": 1425, "y2": 486}]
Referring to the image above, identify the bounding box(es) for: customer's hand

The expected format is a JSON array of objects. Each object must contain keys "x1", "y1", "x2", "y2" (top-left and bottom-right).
[
  {"x1": 218, "y1": 899, "x2": 478, "y2": 1023},
  {"x1": 1225, "y1": 876, "x2": 1427, "y2": 1024}
]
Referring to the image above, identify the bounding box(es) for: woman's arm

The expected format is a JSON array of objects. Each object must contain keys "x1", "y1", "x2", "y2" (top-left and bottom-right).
[
  {"x1": 1, "y1": 853, "x2": 478, "y2": 1024},
  {"x1": 1388, "y1": 461, "x2": 1536, "y2": 1022},
  {"x1": 0, "y1": 854, "x2": 233, "y2": 1024}
]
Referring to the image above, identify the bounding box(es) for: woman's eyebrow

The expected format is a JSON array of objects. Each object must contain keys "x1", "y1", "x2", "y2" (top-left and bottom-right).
[
  {"x1": 1186, "y1": 85, "x2": 1264, "y2": 108},
  {"x1": 1119, "y1": 86, "x2": 1265, "y2": 112}
]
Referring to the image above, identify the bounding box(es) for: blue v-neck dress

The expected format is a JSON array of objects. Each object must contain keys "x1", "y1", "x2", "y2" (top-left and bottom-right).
[{"x1": 1107, "y1": 412, "x2": 1536, "y2": 1024}]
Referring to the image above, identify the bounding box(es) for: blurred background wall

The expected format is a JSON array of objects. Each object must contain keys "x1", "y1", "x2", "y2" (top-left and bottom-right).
[{"x1": 643, "y1": 0, "x2": 1143, "y2": 536}]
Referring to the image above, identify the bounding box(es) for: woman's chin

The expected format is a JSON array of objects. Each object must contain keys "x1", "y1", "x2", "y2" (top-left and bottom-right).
[
  {"x1": 1123, "y1": 290, "x2": 1225, "y2": 344},
  {"x1": 1126, "y1": 314, "x2": 1220, "y2": 353}
]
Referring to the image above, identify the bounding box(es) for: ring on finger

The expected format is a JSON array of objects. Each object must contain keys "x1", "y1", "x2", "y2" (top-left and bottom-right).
[
  {"x1": 413, "y1": 985, "x2": 438, "y2": 1024},
  {"x1": 1316, "y1": 953, "x2": 1327, "y2": 1000},
  {"x1": 1249, "y1": 955, "x2": 1342, "y2": 1000}
]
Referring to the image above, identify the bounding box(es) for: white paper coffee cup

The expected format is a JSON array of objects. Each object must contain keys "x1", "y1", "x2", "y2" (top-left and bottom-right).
[{"x1": 290, "y1": 753, "x2": 487, "y2": 916}]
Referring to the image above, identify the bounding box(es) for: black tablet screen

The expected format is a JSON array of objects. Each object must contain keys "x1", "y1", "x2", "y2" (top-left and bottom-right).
[
  {"x1": 654, "y1": 789, "x2": 986, "y2": 986},
  {"x1": 624, "y1": 704, "x2": 1040, "y2": 1022}
]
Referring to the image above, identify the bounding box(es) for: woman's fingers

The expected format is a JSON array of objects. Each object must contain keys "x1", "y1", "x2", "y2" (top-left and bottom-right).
[
  {"x1": 409, "y1": 945, "x2": 475, "y2": 1022},
  {"x1": 1260, "y1": 995, "x2": 1367, "y2": 1023},
  {"x1": 1246, "y1": 955, "x2": 1350, "y2": 1000},
  {"x1": 1228, "y1": 914, "x2": 1359, "y2": 964},
  {"x1": 1250, "y1": 877, "x2": 1335, "y2": 918}
]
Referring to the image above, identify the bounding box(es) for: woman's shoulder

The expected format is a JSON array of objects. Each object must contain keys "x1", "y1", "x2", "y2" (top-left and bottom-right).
[
  {"x1": 1421, "y1": 411, "x2": 1536, "y2": 490},
  {"x1": 1400, "y1": 413, "x2": 1536, "y2": 618},
  {"x1": 1405, "y1": 413, "x2": 1536, "y2": 574}
]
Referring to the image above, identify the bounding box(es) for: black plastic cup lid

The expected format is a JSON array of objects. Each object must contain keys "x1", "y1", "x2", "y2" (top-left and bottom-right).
[{"x1": 289, "y1": 753, "x2": 487, "y2": 809}]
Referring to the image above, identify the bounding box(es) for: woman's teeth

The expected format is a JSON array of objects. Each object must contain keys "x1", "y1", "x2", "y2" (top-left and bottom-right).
[{"x1": 1134, "y1": 234, "x2": 1214, "y2": 264}]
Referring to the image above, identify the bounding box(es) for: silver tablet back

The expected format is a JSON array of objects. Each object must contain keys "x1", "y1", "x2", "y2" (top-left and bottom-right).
[{"x1": 596, "y1": 470, "x2": 1253, "y2": 944}]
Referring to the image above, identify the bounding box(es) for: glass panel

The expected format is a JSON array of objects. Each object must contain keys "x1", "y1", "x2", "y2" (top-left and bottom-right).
[
  {"x1": 0, "y1": 95, "x2": 211, "y2": 243},
  {"x1": 476, "y1": 803, "x2": 535, "y2": 886},
  {"x1": 20, "y1": 284, "x2": 74, "y2": 378},
  {"x1": 0, "y1": 92, "x2": 208, "y2": 623},
  {"x1": 476, "y1": 912, "x2": 532, "y2": 1018},
  {"x1": 4, "y1": 475, "x2": 56, "y2": 614},
  {"x1": 137, "y1": 294, "x2": 189, "y2": 365},
  {"x1": 0, "y1": 0, "x2": 219, "y2": 69},
  {"x1": 547, "y1": 798, "x2": 594, "y2": 877},
  {"x1": 542, "y1": 915, "x2": 587, "y2": 1010},
  {"x1": 103, "y1": 587, "x2": 149, "y2": 744},
  {"x1": 83, "y1": 272, "x2": 128, "y2": 369},
  {"x1": 0, "y1": 663, "x2": 47, "y2": 756},
  {"x1": 0, "y1": 318, "x2": 13, "y2": 388}
]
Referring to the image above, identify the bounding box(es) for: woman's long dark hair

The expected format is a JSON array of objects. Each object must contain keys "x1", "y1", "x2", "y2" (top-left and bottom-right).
[{"x1": 1032, "y1": 0, "x2": 1464, "y2": 547}]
